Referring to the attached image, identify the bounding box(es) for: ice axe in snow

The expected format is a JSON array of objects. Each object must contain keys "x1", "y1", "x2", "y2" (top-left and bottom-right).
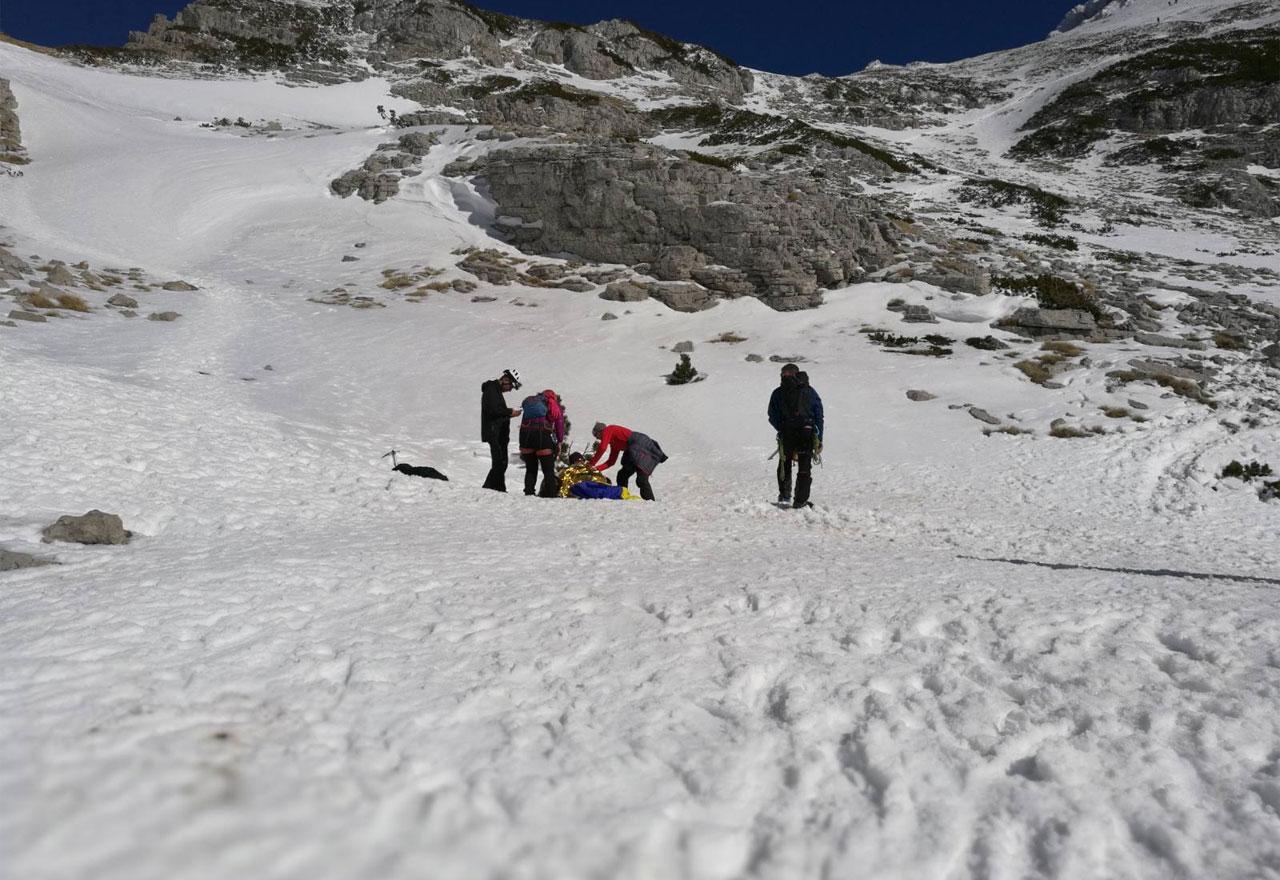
[{"x1": 383, "y1": 449, "x2": 449, "y2": 482}]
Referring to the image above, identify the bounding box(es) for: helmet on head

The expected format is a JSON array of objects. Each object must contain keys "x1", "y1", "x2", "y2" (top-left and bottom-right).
[{"x1": 501, "y1": 369, "x2": 521, "y2": 390}]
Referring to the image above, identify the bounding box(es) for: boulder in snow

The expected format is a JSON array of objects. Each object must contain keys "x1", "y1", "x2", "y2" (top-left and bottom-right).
[{"x1": 42, "y1": 510, "x2": 132, "y2": 545}]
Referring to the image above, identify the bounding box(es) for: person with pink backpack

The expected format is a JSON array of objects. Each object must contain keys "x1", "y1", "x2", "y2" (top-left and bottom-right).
[{"x1": 518, "y1": 389, "x2": 566, "y2": 497}]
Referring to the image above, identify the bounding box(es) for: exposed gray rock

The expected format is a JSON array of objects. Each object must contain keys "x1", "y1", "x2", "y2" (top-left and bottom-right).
[
  {"x1": 107, "y1": 293, "x2": 139, "y2": 308},
  {"x1": 902, "y1": 305, "x2": 938, "y2": 324},
  {"x1": 649, "y1": 282, "x2": 716, "y2": 313},
  {"x1": 148, "y1": 311, "x2": 181, "y2": 322},
  {"x1": 0, "y1": 245, "x2": 32, "y2": 280},
  {"x1": 457, "y1": 249, "x2": 519, "y2": 285},
  {"x1": 45, "y1": 263, "x2": 77, "y2": 286},
  {"x1": 601, "y1": 280, "x2": 651, "y2": 303},
  {"x1": 556, "y1": 278, "x2": 595, "y2": 293},
  {"x1": 122, "y1": 1, "x2": 750, "y2": 100},
  {"x1": 917, "y1": 257, "x2": 991, "y2": 296},
  {"x1": 769, "y1": 355, "x2": 807, "y2": 364},
  {"x1": 451, "y1": 279, "x2": 478, "y2": 293},
  {"x1": 397, "y1": 131, "x2": 438, "y2": 157},
  {"x1": 0, "y1": 78, "x2": 23, "y2": 160},
  {"x1": 968, "y1": 407, "x2": 1001, "y2": 425},
  {"x1": 582, "y1": 268, "x2": 630, "y2": 285},
  {"x1": 471, "y1": 295, "x2": 497, "y2": 303},
  {"x1": 331, "y1": 168, "x2": 401, "y2": 203},
  {"x1": 8, "y1": 310, "x2": 46, "y2": 323},
  {"x1": 523, "y1": 263, "x2": 567, "y2": 282},
  {"x1": 42, "y1": 510, "x2": 132, "y2": 545},
  {"x1": 672, "y1": 340, "x2": 694, "y2": 353},
  {"x1": 529, "y1": 19, "x2": 751, "y2": 99},
  {"x1": 1126, "y1": 358, "x2": 1213, "y2": 382},
  {"x1": 745, "y1": 353, "x2": 764, "y2": 362},
  {"x1": 161, "y1": 280, "x2": 198, "y2": 291},
  {"x1": 462, "y1": 143, "x2": 897, "y2": 310},
  {"x1": 475, "y1": 83, "x2": 650, "y2": 140},
  {"x1": 0, "y1": 548, "x2": 55, "y2": 571},
  {"x1": 906, "y1": 390, "x2": 937, "y2": 402},
  {"x1": 1134, "y1": 332, "x2": 1207, "y2": 350},
  {"x1": 341, "y1": 255, "x2": 359, "y2": 262},
  {"x1": 601, "y1": 312, "x2": 618, "y2": 321},
  {"x1": 1000, "y1": 307, "x2": 1098, "y2": 338}
]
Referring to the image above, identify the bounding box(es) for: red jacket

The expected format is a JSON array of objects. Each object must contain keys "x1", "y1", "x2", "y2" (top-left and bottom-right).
[{"x1": 588, "y1": 425, "x2": 631, "y2": 472}]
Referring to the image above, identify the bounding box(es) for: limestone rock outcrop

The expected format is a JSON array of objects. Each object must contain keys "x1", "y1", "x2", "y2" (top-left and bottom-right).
[{"x1": 456, "y1": 144, "x2": 898, "y2": 310}]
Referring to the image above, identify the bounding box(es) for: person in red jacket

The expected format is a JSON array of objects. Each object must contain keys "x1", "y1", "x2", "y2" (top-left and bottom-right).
[{"x1": 588, "y1": 422, "x2": 668, "y2": 501}]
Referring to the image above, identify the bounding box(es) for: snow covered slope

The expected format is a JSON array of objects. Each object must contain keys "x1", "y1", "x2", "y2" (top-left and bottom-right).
[{"x1": 3, "y1": 14, "x2": 1280, "y2": 880}]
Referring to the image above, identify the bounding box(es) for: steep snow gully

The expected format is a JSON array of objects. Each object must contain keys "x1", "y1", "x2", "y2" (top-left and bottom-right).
[{"x1": 2, "y1": 28, "x2": 1280, "y2": 880}]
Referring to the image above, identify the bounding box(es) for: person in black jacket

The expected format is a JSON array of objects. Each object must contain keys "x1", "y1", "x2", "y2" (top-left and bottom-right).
[
  {"x1": 767, "y1": 363, "x2": 824, "y2": 508},
  {"x1": 480, "y1": 369, "x2": 522, "y2": 492}
]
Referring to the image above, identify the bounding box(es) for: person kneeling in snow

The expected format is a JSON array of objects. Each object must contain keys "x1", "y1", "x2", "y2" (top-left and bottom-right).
[{"x1": 587, "y1": 422, "x2": 668, "y2": 501}]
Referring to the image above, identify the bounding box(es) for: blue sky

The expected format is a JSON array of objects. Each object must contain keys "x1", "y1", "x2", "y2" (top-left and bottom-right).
[{"x1": 0, "y1": 0, "x2": 1069, "y2": 76}]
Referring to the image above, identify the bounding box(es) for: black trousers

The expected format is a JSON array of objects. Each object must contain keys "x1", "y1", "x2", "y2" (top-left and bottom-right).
[
  {"x1": 777, "y1": 427, "x2": 814, "y2": 507},
  {"x1": 483, "y1": 439, "x2": 508, "y2": 492},
  {"x1": 617, "y1": 450, "x2": 655, "y2": 501},
  {"x1": 522, "y1": 454, "x2": 557, "y2": 497}
]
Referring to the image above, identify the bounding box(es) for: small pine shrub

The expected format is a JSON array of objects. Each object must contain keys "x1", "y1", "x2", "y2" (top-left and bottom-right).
[
  {"x1": 667, "y1": 353, "x2": 699, "y2": 385},
  {"x1": 867, "y1": 331, "x2": 919, "y2": 348},
  {"x1": 1220, "y1": 460, "x2": 1273, "y2": 481}
]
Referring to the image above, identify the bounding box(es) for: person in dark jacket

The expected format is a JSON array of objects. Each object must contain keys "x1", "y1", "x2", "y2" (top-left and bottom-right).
[
  {"x1": 767, "y1": 363, "x2": 824, "y2": 508},
  {"x1": 480, "y1": 369, "x2": 522, "y2": 492},
  {"x1": 588, "y1": 422, "x2": 668, "y2": 501}
]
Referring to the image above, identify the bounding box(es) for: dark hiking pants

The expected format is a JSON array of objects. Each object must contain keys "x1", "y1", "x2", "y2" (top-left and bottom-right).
[
  {"x1": 522, "y1": 454, "x2": 557, "y2": 497},
  {"x1": 483, "y1": 439, "x2": 508, "y2": 492},
  {"x1": 617, "y1": 450, "x2": 655, "y2": 501},
  {"x1": 778, "y1": 427, "x2": 814, "y2": 507}
]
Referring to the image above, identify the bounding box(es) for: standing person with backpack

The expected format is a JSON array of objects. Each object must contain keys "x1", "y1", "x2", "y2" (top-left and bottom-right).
[
  {"x1": 768, "y1": 363, "x2": 824, "y2": 508},
  {"x1": 480, "y1": 369, "x2": 522, "y2": 492},
  {"x1": 519, "y1": 389, "x2": 566, "y2": 497},
  {"x1": 587, "y1": 422, "x2": 668, "y2": 501}
]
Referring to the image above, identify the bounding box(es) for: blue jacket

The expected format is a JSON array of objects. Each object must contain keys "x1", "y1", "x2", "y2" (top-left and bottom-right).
[{"x1": 768, "y1": 382, "x2": 824, "y2": 438}]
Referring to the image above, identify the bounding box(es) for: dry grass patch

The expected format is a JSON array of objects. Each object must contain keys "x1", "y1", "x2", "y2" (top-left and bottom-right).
[
  {"x1": 1101, "y1": 406, "x2": 1131, "y2": 419},
  {"x1": 1015, "y1": 359, "x2": 1054, "y2": 385},
  {"x1": 1041, "y1": 340, "x2": 1083, "y2": 357},
  {"x1": 55, "y1": 292, "x2": 90, "y2": 312},
  {"x1": 983, "y1": 425, "x2": 1035, "y2": 436},
  {"x1": 379, "y1": 274, "x2": 414, "y2": 290},
  {"x1": 22, "y1": 292, "x2": 57, "y2": 310},
  {"x1": 708, "y1": 331, "x2": 748, "y2": 344},
  {"x1": 1213, "y1": 332, "x2": 1248, "y2": 351},
  {"x1": 1049, "y1": 424, "x2": 1104, "y2": 439}
]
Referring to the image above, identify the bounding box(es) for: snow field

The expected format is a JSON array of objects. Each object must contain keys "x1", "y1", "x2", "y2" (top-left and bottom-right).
[{"x1": 3, "y1": 36, "x2": 1280, "y2": 880}]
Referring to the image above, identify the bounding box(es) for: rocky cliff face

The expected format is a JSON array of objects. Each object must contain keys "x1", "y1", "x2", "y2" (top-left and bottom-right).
[
  {"x1": 449, "y1": 144, "x2": 898, "y2": 310},
  {"x1": 123, "y1": 0, "x2": 750, "y2": 97},
  {"x1": 1010, "y1": 29, "x2": 1280, "y2": 216},
  {"x1": 0, "y1": 78, "x2": 24, "y2": 162}
]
